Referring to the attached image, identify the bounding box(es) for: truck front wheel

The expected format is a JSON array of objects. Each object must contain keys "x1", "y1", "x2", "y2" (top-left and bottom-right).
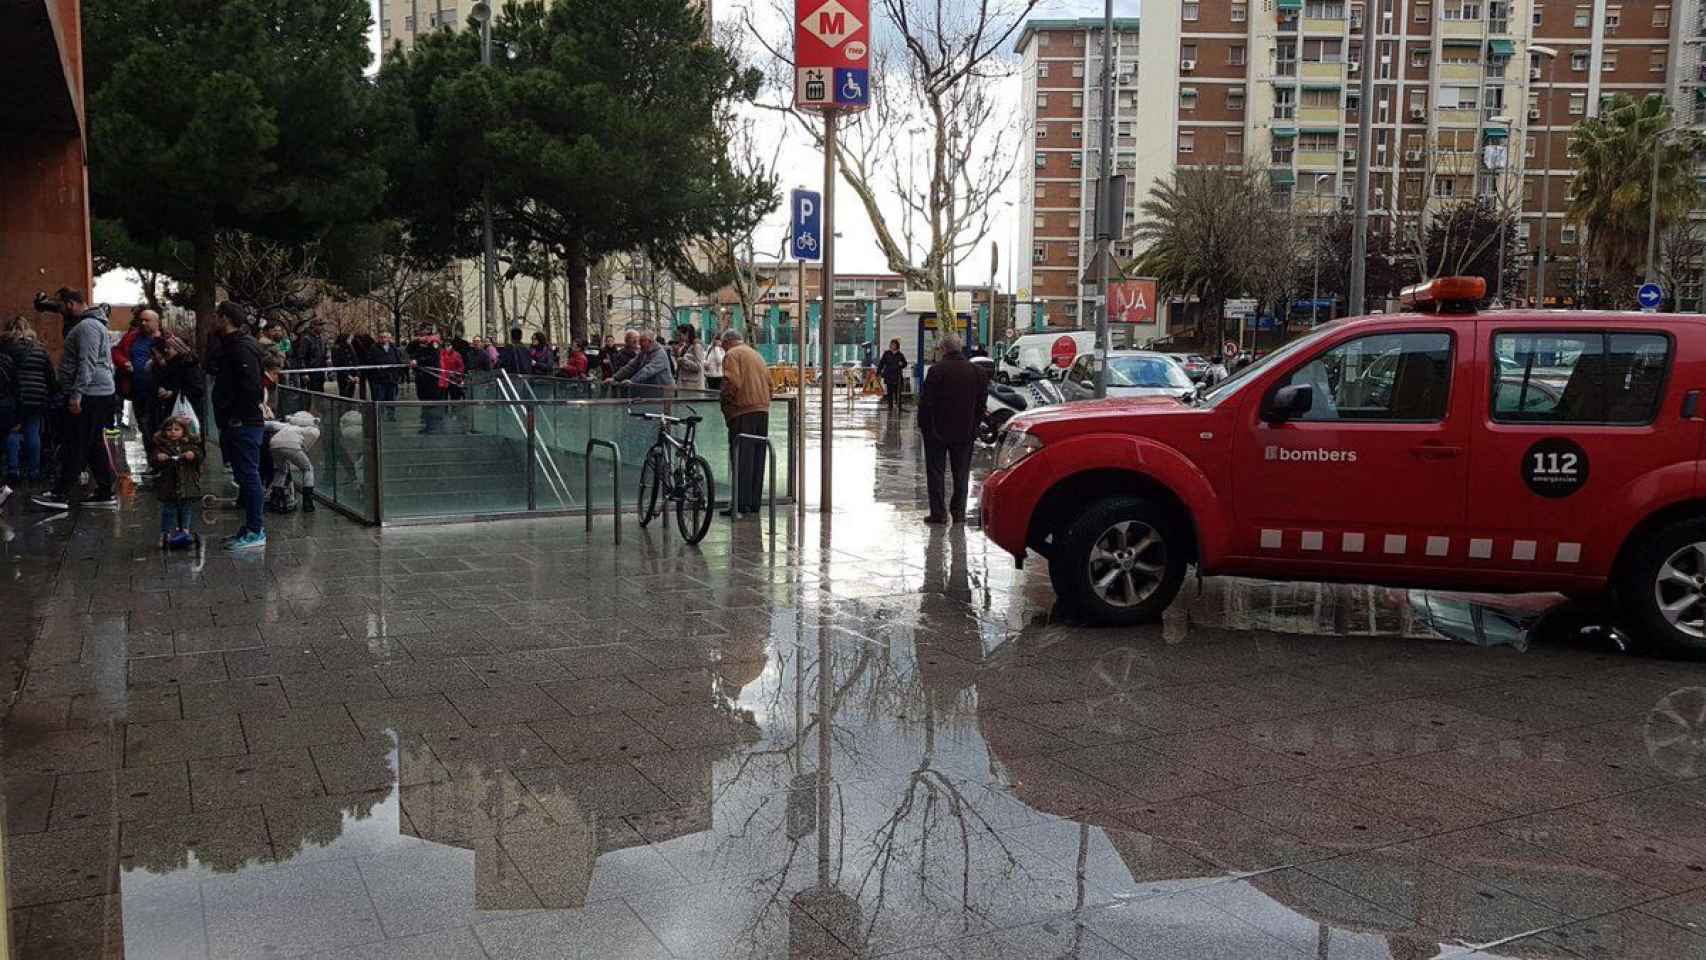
[
  {"x1": 1621, "y1": 517, "x2": 1706, "y2": 655},
  {"x1": 1056, "y1": 496, "x2": 1187, "y2": 626}
]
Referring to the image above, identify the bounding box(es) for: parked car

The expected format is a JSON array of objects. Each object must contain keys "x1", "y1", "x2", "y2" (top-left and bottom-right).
[
  {"x1": 1058, "y1": 351, "x2": 1197, "y2": 403},
  {"x1": 980, "y1": 275, "x2": 1705, "y2": 653}
]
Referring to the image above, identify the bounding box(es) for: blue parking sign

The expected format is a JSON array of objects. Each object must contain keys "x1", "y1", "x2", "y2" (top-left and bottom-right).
[
  {"x1": 790, "y1": 189, "x2": 822, "y2": 262},
  {"x1": 834, "y1": 68, "x2": 869, "y2": 108}
]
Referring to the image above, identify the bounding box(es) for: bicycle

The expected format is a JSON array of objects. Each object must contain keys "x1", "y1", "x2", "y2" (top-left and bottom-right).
[{"x1": 630, "y1": 407, "x2": 716, "y2": 544}]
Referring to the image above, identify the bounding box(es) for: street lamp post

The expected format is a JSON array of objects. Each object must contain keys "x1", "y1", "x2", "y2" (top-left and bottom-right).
[
  {"x1": 471, "y1": 1, "x2": 498, "y2": 341},
  {"x1": 1311, "y1": 174, "x2": 1330, "y2": 328},
  {"x1": 1488, "y1": 114, "x2": 1515, "y2": 305},
  {"x1": 1530, "y1": 44, "x2": 1557, "y2": 307},
  {"x1": 1646, "y1": 126, "x2": 1681, "y2": 286}
]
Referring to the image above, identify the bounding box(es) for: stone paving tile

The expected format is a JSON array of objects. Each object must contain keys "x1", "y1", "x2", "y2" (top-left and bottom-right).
[
  {"x1": 5, "y1": 726, "x2": 121, "y2": 775},
  {"x1": 530, "y1": 712, "x2": 673, "y2": 764},
  {"x1": 279, "y1": 667, "x2": 392, "y2": 706},
  {"x1": 49, "y1": 763, "x2": 192, "y2": 829},
  {"x1": 179, "y1": 675, "x2": 292, "y2": 719},
  {"x1": 124, "y1": 715, "x2": 246, "y2": 767},
  {"x1": 444, "y1": 682, "x2": 572, "y2": 727},
  {"x1": 240, "y1": 704, "x2": 364, "y2": 754},
  {"x1": 127, "y1": 652, "x2": 229, "y2": 688},
  {"x1": 7, "y1": 893, "x2": 126, "y2": 960},
  {"x1": 5, "y1": 825, "x2": 116, "y2": 907},
  {"x1": 202, "y1": 857, "x2": 385, "y2": 960},
  {"x1": 189, "y1": 748, "x2": 327, "y2": 812}
]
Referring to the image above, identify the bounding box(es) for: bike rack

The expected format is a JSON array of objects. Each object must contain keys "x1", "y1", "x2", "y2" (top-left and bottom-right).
[
  {"x1": 730, "y1": 433, "x2": 778, "y2": 528},
  {"x1": 584, "y1": 438, "x2": 621, "y2": 544}
]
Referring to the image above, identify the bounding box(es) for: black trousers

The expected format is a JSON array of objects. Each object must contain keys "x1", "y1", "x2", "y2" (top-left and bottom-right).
[
  {"x1": 728, "y1": 411, "x2": 769, "y2": 511},
  {"x1": 55, "y1": 394, "x2": 118, "y2": 497},
  {"x1": 925, "y1": 440, "x2": 973, "y2": 520}
]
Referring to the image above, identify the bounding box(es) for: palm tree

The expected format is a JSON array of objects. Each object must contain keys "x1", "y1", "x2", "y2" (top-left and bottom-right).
[
  {"x1": 1567, "y1": 94, "x2": 1703, "y2": 293},
  {"x1": 1130, "y1": 163, "x2": 1278, "y2": 347}
]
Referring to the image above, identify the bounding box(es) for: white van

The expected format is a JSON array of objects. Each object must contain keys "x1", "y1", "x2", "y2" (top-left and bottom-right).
[{"x1": 998, "y1": 331, "x2": 1097, "y2": 383}]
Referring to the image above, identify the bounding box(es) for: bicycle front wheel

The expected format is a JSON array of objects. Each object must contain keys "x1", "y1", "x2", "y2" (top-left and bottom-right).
[
  {"x1": 675, "y1": 455, "x2": 715, "y2": 545},
  {"x1": 638, "y1": 448, "x2": 664, "y2": 526}
]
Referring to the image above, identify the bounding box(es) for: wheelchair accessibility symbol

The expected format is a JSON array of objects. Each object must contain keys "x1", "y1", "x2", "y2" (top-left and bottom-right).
[{"x1": 834, "y1": 68, "x2": 869, "y2": 107}]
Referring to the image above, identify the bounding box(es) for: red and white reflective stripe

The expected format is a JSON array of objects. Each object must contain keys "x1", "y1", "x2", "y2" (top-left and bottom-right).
[{"x1": 1258, "y1": 529, "x2": 1583, "y2": 564}]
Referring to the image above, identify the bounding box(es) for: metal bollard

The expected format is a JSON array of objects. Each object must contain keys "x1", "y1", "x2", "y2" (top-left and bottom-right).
[
  {"x1": 584, "y1": 438, "x2": 621, "y2": 544},
  {"x1": 731, "y1": 433, "x2": 778, "y2": 528}
]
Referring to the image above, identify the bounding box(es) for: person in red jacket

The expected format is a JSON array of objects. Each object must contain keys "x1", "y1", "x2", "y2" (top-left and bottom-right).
[
  {"x1": 558, "y1": 340, "x2": 590, "y2": 379},
  {"x1": 438, "y1": 339, "x2": 466, "y2": 399}
]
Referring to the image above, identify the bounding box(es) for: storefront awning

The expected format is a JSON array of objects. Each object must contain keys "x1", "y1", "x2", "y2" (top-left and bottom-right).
[
  {"x1": 1271, "y1": 127, "x2": 1298, "y2": 138},
  {"x1": 1488, "y1": 38, "x2": 1515, "y2": 56},
  {"x1": 1483, "y1": 126, "x2": 1509, "y2": 139},
  {"x1": 1270, "y1": 169, "x2": 1297, "y2": 186},
  {"x1": 1276, "y1": 0, "x2": 1303, "y2": 9}
]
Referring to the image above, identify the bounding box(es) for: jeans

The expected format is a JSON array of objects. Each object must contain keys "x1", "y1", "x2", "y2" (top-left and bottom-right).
[
  {"x1": 160, "y1": 499, "x2": 195, "y2": 534},
  {"x1": 226, "y1": 424, "x2": 266, "y2": 535},
  {"x1": 54, "y1": 394, "x2": 119, "y2": 498},
  {"x1": 373, "y1": 381, "x2": 399, "y2": 419},
  {"x1": 924, "y1": 440, "x2": 974, "y2": 520},
  {"x1": 6, "y1": 410, "x2": 43, "y2": 479}
]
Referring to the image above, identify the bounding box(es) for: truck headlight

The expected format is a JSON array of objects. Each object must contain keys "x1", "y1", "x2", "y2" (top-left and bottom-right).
[{"x1": 994, "y1": 430, "x2": 1043, "y2": 471}]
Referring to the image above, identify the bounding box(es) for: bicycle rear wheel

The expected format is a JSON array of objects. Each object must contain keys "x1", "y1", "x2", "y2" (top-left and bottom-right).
[
  {"x1": 675, "y1": 455, "x2": 715, "y2": 544},
  {"x1": 638, "y1": 448, "x2": 664, "y2": 526}
]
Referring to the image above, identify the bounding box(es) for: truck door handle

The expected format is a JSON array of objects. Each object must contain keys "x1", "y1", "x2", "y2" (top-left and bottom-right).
[
  {"x1": 1409, "y1": 443, "x2": 1463, "y2": 460},
  {"x1": 1683, "y1": 390, "x2": 1700, "y2": 420}
]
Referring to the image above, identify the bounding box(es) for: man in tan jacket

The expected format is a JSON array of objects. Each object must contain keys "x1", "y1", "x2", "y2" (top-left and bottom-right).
[{"x1": 718, "y1": 329, "x2": 773, "y2": 517}]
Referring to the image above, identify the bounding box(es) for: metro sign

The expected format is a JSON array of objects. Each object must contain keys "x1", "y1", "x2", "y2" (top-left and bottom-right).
[{"x1": 795, "y1": 0, "x2": 871, "y2": 112}]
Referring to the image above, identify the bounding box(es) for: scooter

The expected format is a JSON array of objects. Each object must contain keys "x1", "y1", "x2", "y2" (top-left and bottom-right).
[{"x1": 974, "y1": 359, "x2": 1063, "y2": 445}]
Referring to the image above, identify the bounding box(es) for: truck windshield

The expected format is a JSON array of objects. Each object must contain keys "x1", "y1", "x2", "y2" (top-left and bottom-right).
[{"x1": 1198, "y1": 322, "x2": 1345, "y2": 406}]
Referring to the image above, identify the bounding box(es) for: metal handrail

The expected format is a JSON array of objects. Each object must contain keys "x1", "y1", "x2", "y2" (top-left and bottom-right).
[
  {"x1": 584, "y1": 438, "x2": 622, "y2": 543},
  {"x1": 731, "y1": 433, "x2": 778, "y2": 527},
  {"x1": 496, "y1": 370, "x2": 573, "y2": 509}
]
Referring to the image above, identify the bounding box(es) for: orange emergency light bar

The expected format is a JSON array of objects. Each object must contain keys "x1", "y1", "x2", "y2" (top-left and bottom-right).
[{"x1": 1398, "y1": 276, "x2": 1486, "y2": 314}]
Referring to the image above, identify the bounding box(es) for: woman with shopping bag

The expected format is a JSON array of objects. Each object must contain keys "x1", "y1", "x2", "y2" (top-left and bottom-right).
[{"x1": 151, "y1": 333, "x2": 205, "y2": 440}]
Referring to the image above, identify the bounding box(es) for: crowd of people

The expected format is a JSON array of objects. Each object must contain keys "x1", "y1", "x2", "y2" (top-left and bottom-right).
[{"x1": 0, "y1": 286, "x2": 797, "y2": 540}]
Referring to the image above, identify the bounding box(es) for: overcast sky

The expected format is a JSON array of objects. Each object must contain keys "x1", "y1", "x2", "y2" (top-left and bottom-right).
[{"x1": 97, "y1": 0, "x2": 1140, "y2": 304}]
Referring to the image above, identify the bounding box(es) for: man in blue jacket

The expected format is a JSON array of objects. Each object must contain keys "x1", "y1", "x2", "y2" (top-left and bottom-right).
[{"x1": 33, "y1": 289, "x2": 118, "y2": 510}]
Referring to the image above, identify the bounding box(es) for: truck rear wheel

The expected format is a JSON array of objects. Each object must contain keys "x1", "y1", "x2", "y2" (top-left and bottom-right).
[
  {"x1": 1620, "y1": 517, "x2": 1706, "y2": 655},
  {"x1": 1056, "y1": 496, "x2": 1186, "y2": 626}
]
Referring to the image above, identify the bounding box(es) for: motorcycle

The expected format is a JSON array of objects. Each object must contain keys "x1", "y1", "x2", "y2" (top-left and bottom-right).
[{"x1": 973, "y1": 358, "x2": 1063, "y2": 445}]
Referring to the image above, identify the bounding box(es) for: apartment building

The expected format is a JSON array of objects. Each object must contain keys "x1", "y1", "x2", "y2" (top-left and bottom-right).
[
  {"x1": 1019, "y1": 0, "x2": 1686, "y2": 315},
  {"x1": 1016, "y1": 19, "x2": 1151, "y2": 330}
]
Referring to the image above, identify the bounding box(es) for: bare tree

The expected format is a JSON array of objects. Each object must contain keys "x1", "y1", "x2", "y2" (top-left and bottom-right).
[
  {"x1": 748, "y1": 0, "x2": 1039, "y2": 322},
  {"x1": 1660, "y1": 219, "x2": 1706, "y2": 311},
  {"x1": 213, "y1": 231, "x2": 326, "y2": 333},
  {"x1": 1390, "y1": 129, "x2": 1525, "y2": 290},
  {"x1": 665, "y1": 80, "x2": 790, "y2": 344}
]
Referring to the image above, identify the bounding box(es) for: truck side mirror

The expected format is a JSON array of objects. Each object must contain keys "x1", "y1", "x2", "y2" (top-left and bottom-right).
[{"x1": 1263, "y1": 383, "x2": 1313, "y2": 424}]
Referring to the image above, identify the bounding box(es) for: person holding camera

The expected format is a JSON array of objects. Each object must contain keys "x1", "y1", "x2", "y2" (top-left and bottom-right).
[{"x1": 32, "y1": 289, "x2": 118, "y2": 510}]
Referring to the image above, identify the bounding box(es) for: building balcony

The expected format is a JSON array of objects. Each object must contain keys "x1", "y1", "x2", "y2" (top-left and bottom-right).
[
  {"x1": 1438, "y1": 62, "x2": 1482, "y2": 83},
  {"x1": 1436, "y1": 107, "x2": 1482, "y2": 126},
  {"x1": 1439, "y1": 17, "x2": 1484, "y2": 39},
  {"x1": 1300, "y1": 61, "x2": 1345, "y2": 82},
  {"x1": 1302, "y1": 17, "x2": 1346, "y2": 34},
  {"x1": 1295, "y1": 149, "x2": 1341, "y2": 169},
  {"x1": 1293, "y1": 194, "x2": 1341, "y2": 214},
  {"x1": 1432, "y1": 151, "x2": 1479, "y2": 175},
  {"x1": 1298, "y1": 105, "x2": 1341, "y2": 124}
]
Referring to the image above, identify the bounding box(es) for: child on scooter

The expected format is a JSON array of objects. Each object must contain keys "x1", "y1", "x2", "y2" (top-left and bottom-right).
[{"x1": 153, "y1": 415, "x2": 203, "y2": 548}]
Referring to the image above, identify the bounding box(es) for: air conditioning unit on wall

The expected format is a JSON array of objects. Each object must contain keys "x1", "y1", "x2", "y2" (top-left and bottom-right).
[{"x1": 1181, "y1": 59, "x2": 1197, "y2": 72}]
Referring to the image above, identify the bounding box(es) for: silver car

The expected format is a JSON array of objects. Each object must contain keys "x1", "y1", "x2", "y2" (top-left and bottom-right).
[{"x1": 1059, "y1": 350, "x2": 1198, "y2": 402}]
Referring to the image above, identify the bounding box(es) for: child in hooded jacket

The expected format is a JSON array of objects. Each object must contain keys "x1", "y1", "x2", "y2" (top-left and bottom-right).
[{"x1": 153, "y1": 415, "x2": 203, "y2": 547}]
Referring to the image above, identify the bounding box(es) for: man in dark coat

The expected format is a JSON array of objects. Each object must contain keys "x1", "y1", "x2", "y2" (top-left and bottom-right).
[
  {"x1": 916, "y1": 335, "x2": 984, "y2": 525},
  {"x1": 292, "y1": 321, "x2": 329, "y2": 393}
]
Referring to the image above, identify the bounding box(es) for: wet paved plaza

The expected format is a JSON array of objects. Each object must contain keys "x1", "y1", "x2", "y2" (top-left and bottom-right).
[{"x1": 5, "y1": 401, "x2": 1706, "y2": 958}]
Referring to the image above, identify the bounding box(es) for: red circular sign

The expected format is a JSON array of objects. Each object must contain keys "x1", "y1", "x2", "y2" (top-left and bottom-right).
[
  {"x1": 1223, "y1": 340, "x2": 1241, "y2": 361},
  {"x1": 1050, "y1": 336, "x2": 1078, "y2": 368}
]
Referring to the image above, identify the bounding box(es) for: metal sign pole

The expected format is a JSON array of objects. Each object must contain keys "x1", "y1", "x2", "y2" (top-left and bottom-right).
[
  {"x1": 798, "y1": 253, "x2": 808, "y2": 514},
  {"x1": 821, "y1": 110, "x2": 837, "y2": 513}
]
